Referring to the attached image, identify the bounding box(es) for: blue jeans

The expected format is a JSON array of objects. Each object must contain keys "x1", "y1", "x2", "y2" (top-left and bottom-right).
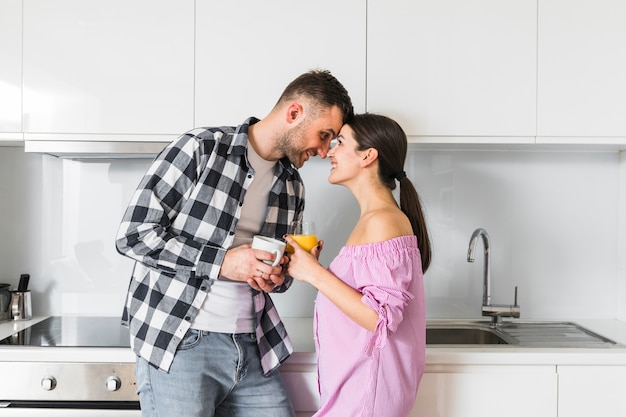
[{"x1": 135, "y1": 330, "x2": 296, "y2": 417}]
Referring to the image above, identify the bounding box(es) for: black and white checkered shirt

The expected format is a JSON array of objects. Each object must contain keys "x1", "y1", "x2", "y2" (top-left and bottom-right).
[{"x1": 116, "y1": 117, "x2": 304, "y2": 375}]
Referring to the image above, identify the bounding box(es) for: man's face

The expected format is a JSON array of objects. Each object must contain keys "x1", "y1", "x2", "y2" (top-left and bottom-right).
[{"x1": 278, "y1": 105, "x2": 343, "y2": 168}]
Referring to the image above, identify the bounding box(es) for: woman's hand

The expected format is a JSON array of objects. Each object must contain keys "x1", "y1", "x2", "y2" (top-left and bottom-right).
[
  {"x1": 285, "y1": 235, "x2": 378, "y2": 331},
  {"x1": 284, "y1": 235, "x2": 324, "y2": 285}
]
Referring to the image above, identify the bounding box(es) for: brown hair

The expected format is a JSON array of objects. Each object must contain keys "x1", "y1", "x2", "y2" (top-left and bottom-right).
[
  {"x1": 348, "y1": 113, "x2": 432, "y2": 272},
  {"x1": 275, "y1": 69, "x2": 354, "y2": 124}
]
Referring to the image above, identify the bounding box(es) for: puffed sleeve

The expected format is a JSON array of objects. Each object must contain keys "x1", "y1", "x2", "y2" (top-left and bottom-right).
[{"x1": 356, "y1": 246, "x2": 419, "y2": 355}]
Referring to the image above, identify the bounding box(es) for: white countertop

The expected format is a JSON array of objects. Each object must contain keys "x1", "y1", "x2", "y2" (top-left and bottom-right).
[
  {"x1": 2, "y1": 316, "x2": 626, "y2": 367},
  {"x1": 283, "y1": 317, "x2": 626, "y2": 367},
  {"x1": 0, "y1": 316, "x2": 318, "y2": 365}
]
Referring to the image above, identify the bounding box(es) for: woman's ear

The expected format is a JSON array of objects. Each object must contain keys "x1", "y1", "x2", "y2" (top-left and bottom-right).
[{"x1": 361, "y1": 148, "x2": 379, "y2": 166}]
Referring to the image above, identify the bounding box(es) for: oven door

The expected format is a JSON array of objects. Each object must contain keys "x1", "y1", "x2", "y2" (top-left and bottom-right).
[{"x1": 0, "y1": 361, "x2": 139, "y2": 415}]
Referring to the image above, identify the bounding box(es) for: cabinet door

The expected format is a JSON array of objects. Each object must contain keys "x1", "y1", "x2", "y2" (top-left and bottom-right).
[
  {"x1": 281, "y1": 370, "x2": 319, "y2": 414},
  {"x1": 538, "y1": 0, "x2": 626, "y2": 139},
  {"x1": 557, "y1": 365, "x2": 626, "y2": 416},
  {"x1": 22, "y1": 0, "x2": 194, "y2": 136},
  {"x1": 410, "y1": 365, "x2": 557, "y2": 417},
  {"x1": 0, "y1": 0, "x2": 22, "y2": 137},
  {"x1": 368, "y1": 0, "x2": 537, "y2": 140},
  {"x1": 194, "y1": 0, "x2": 366, "y2": 128}
]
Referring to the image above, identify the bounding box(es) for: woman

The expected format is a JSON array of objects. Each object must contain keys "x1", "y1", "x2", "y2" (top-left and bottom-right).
[{"x1": 285, "y1": 113, "x2": 431, "y2": 417}]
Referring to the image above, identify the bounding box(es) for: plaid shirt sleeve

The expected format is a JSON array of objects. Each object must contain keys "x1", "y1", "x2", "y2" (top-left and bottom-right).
[
  {"x1": 116, "y1": 120, "x2": 305, "y2": 373},
  {"x1": 116, "y1": 130, "x2": 225, "y2": 280}
]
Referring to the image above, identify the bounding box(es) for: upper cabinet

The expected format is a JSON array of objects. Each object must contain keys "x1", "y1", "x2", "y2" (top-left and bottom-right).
[
  {"x1": 22, "y1": 0, "x2": 195, "y2": 139},
  {"x1": 194, "y1": 0, "x2": 366, "y2": 128},
  {"x1": 538, "y1": 0, "x2": 626, "y2": 140},
  {"x1": 0, "y1": 0, "x2": 22, "y2": 139},
  {"x1": 367, "y1": 0, "x2": 537, "y2": 141},
  {"x1": 3, "y1": 1, "x2": 624, "y2": 147}
]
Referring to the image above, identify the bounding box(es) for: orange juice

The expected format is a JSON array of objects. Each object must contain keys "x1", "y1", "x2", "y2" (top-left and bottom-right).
[{"x1": 286, "y1": 234, "x2": 318, "y2": 253}]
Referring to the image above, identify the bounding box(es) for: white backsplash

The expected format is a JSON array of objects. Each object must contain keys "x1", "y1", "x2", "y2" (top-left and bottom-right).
[{"x1": 0, "y1": 146, "x2": 620, "y2": 320}]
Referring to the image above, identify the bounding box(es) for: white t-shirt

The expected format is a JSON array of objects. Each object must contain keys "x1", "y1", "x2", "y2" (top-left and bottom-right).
[{"x1": 191, "y1": 143, "x2": 276, "y2": 333}]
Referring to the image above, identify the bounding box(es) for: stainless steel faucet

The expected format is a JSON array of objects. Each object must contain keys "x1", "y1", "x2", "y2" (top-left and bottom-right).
[{"x1": 467, "y1": 228, "x2": 520, "y2": 325}]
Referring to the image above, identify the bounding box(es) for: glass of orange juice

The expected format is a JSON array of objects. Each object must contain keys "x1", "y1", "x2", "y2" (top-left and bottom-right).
[{"x1": 286, "y1": 221, "x2": 318, "y2": 253}]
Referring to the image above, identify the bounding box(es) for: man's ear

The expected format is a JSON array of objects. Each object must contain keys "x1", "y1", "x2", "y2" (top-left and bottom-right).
[{"x1": 286, "y1": 102, "x2": 304, "y2": 124}]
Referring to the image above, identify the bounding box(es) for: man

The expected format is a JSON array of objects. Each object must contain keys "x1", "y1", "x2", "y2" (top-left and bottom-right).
[{"x1": 115, "y1": 69, "x2": 353, "y2": 417}]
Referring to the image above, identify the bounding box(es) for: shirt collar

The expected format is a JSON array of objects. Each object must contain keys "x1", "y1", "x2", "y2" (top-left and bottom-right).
[{"x1": 232, "y1": 117, "x2": 297, "y2": 177}]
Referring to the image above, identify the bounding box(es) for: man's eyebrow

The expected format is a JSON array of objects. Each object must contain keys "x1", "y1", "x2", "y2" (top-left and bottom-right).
[{"x1": 325, "y1": 128, "x2": 338, "y2": 137}]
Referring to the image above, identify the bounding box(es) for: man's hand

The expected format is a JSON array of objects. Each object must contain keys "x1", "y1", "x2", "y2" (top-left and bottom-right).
[{"x1": 220, "y1": 244, "x2": 287, "y2": 292}]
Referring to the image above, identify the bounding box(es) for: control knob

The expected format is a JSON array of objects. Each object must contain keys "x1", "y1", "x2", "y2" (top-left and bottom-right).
[
  {"x1": 41, "y1": 376, "x2": 57, "y2": 391},
  {"x1": 106, "y1": 375, "x2": 122, "y2": 392}
]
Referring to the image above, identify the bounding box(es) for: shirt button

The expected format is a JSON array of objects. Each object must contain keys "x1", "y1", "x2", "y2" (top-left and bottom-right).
[
  {"x1": 229, "y1": 231, "x2": 235, "y2": 236},
  {"x1": 200, "y1": 286, "x2": 207, "y2": 291},
  {"x1": 184, "y1": 316, "x2": 191, "y2": 321},
  {"x1": 247, "y1": 174, "x2": 252, "y2": 179}
]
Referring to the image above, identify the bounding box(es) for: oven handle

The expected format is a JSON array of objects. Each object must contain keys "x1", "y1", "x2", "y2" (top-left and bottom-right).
[{"x1": 0, "y1": 400, "x2": 140, "y2": 410}]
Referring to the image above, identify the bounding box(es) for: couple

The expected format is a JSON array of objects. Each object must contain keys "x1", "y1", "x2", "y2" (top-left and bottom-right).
[{"x1": 115, "y1": 69, "x2": 431, "y2": 417}]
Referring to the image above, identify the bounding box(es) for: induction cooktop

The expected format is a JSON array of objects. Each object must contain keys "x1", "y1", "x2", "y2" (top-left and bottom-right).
[{"x1": 0, "y1": 316, "x2": 130, "y2": 347}]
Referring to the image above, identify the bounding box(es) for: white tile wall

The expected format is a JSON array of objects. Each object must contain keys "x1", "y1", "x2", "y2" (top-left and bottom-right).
[
  {"x1": 0, "y1": 146, "x2": 621, "y2": 320},
  {"x1": 618, "y1": 151, "x2": 626, "y2": 322}
]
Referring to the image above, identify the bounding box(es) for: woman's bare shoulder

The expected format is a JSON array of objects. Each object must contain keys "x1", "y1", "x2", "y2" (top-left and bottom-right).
[{"x1": 353, "y1": 207, "x2": 413, "y2": 244}]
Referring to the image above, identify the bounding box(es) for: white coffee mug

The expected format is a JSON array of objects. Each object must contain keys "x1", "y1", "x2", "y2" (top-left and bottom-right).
[{"x1": 252, "y1": 236, "x2": 286, "y2": 266}]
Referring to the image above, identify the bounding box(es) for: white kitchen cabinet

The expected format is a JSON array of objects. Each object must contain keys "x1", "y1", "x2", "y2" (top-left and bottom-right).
[
  {"x1": 538, "y1": 0, "x2": 626, "y2": 140},
  {"x1": 557, "y1": 365, "x2": 626, "y2": 416},
  {"x1": 410, "y1": 364, "x2": 558, "y2": 417},
  {"x1": 22, "y1": 0, "x2": 194, "y2": 138},
  {"x1": 367, "y1": 0, "x2": 537, "y2": 141},
  {"x1": 281, "y1": 370, "x2": 319, "y2": 416},
  {"x1": 283, "y1": 363, "x2": 559, "y2": 417},
  {"x1": 0, "y1": 0, "x2": 22, "y2": 139},
  {"x1": 194, "y1": 0, "x2": 366, "y2": 128},
  {"x1": 285, "y1": 363, "x2": 560, "y2": 417}
]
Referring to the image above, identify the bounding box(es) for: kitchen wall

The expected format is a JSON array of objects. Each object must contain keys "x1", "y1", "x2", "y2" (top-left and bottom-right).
[
  {"x1": 0, "y1": 145, "x2": 621, "y2": 320},
  {"x1": 616, "y1": 152, "x2": 626, "y2": 321}
]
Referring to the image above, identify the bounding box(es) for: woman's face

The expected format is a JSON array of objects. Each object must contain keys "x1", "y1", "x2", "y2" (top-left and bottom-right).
[{"x1": 327, "y1": 124, "x2": 365, "y2": 185}]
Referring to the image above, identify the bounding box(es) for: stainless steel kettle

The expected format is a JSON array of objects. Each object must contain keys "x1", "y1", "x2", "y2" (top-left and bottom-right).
[
  {"x1": 0, "y1": 283, "x2": 11, "y2": 321},
  {"x1": 11, "y1": 274, "x2": 32, "y2": 321}
]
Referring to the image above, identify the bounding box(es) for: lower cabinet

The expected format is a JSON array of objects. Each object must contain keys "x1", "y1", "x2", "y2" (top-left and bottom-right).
[
  {"x1": 281, "y1": 369, "x2": 318, "y2": 417},
  {"x1": 557, "y1": 365, "x2": 626, "y2": 417},
  {"x1": 282, "y1": 362, "x2": 626, "y2": 417},
  {"x1": 409, "y1": 364, "x2": 558, "y2": 417}
]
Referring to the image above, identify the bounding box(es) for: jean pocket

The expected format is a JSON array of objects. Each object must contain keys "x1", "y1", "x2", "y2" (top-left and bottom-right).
[{"x1": 177, "y1": 329, "x2": 202, "y2": 351}]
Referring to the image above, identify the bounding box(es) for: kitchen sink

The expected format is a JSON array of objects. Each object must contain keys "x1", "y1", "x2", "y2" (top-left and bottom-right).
[
  {"x1": 425, "y1": 320, "x2": 620, "y2": 347},
  {"x1": 426, "y1": 327, "x2": 511, "y2": 345}
]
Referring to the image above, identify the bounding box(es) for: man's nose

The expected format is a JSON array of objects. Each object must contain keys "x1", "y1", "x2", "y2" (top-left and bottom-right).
[{"x1": 317, "y1": 143, "x2": 331, "y2": 159}]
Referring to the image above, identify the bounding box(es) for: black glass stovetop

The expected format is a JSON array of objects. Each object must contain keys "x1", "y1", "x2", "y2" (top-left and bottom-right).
[{"x1": 0, "y1": 316, "x2": 130, "y2": 347}]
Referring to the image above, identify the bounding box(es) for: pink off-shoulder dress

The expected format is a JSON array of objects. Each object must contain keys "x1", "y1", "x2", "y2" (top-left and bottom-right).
[{"x1": 313, "y1": 235, "x2": 426, "y2": 417}]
